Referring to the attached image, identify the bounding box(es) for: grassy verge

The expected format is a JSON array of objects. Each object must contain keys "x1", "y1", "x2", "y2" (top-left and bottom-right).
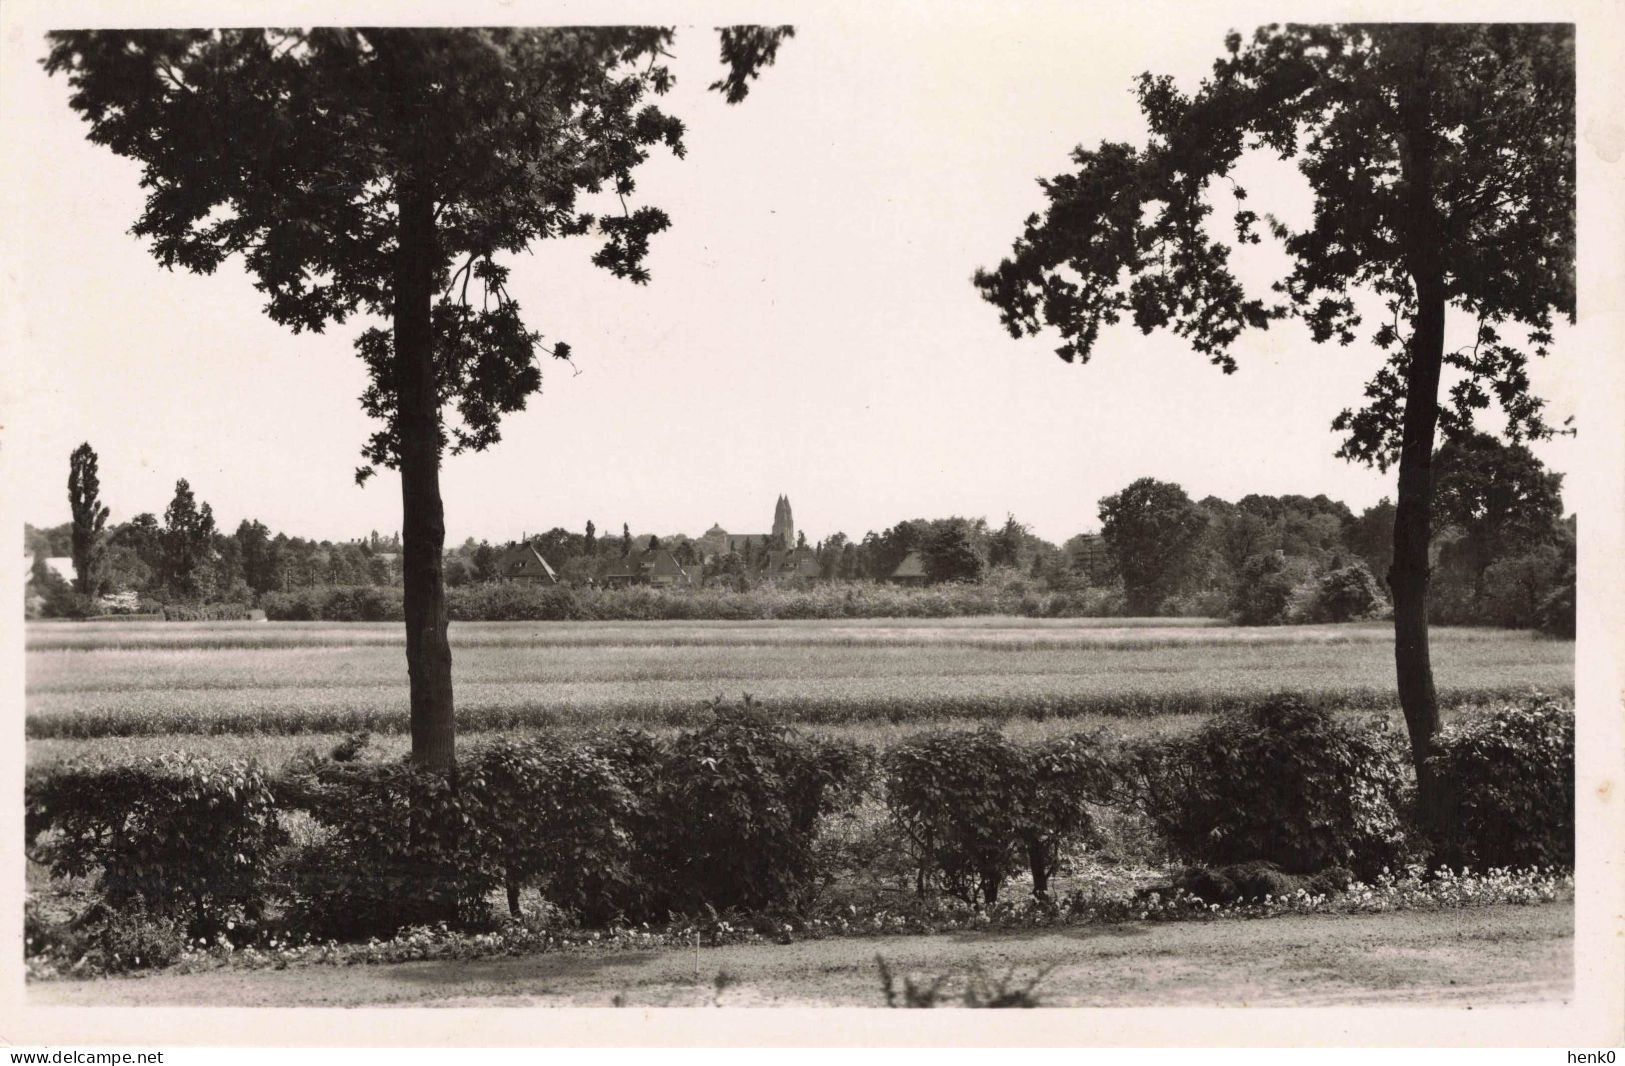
[{"x1": 29, "y1": 901, "x2": 1575, "y2": 1008}]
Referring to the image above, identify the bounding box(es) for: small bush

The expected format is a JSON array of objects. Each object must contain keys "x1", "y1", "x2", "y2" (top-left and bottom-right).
[
  {"x1": 277, "y1": 761, "x2": 497, "y2": 940},
  {"x1": 26, "y1": 900, "x2": 188, "y2": 975},
  {"x1": 1427, "y1": 695, "x2": 1574, "y2": 870},
  {"x1": 1161, "y1": 861, "x2": 1354, "y2": 904},
  {"x1": 884, "y1": 730, "x2": 1112, "y2": 903},
  {"x1": 1120, "y1": 696, "x2": 1411, "y2": 877},
  {"x1": 1313, "y1": 562, "x2": 1388, "y2": 622},
  {"x1": 885, "y1": 730, "x2": 1026, "y2": 904},
  {"x1": 877, "y1": 955, "x2": 1051, "y2": 1007},
  {"x1": 26, "y1": 753, "x2": 286, "y2": 938},
  {"x1": 651, "y1": 697, "x2": 869, "y2": 915},
  {"x1": 328, "y1": 732, "x2": 370, "y2": 763},
  {"x1": 1016, "y1": 733, "x2": 1116, "y2": 898},
  {"x1": 1229, "y1": 553, "x2": 1313, "y2": 626},
  {"x1": 464, "y1": 739, "x2": 642, "y2": 923}
]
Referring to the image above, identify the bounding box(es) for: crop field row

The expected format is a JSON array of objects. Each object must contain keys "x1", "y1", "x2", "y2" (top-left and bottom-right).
[
  {"x1": 23, "y1": 617, "x2": 1524, "y2": 653},
  {"x1": 25, "y1": 620, "x2": 1572, "y2": 741},
  {"x1": 24, "y1": 632, "x2": 1567, "y2": 693}
]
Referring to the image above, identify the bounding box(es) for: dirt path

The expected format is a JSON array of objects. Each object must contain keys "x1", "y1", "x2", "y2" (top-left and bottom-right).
[{"x1": 30, "y1": 902, "x2": 1571, "y2": 1008}]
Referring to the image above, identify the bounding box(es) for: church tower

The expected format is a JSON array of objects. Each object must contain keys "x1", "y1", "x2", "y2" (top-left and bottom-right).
[{"x1": 772, "y1": 495, "x2": 795, "y2": 551}]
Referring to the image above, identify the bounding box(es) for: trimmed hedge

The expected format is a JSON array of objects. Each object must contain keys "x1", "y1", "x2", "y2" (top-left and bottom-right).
[
  {"x1": 277, "y1": 760, "x2": 498, "y2": 940},
  {"x1": 884, "y1": 729, "x2": 1113, "y2": 903},
  {"x1": 261, "y1": 581, "x2": 1129, "y2": 622},
  {"x1": 465, "y1": 739, "x2": 642, "y2": 923},
  {"x1": 1118, "y1": 696, "x2": 1413, "y2": 877},
  {"x1": 26, "y1": 696, "x2": 1574, "y2": 957},
  {"x1": 25, "y1": 753, "x2": 286, "y2": 938},
  {"x1": 261, "y1": 586, "x2": 404, "y2": 622},
  {"x1": 1427, "y1": 695, "x2": 1574, "y2": 870},
  {"x1": 647, "y1": 699, "x2": 871, "y2": 915}
]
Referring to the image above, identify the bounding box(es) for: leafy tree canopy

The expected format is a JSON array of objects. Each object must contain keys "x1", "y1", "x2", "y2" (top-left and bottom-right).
[
  {"x1": 1433, "y1": 430, "x2": 1565, "y2": 567},
  {"x1": 973, "y1": 23, "x2": 1574, "y2": 469},
  {"x1": 45, "y1": 26, "x2": 793, "y2": 483},
  {"x1": 1098, "y1": 477, "x2": 1209, "y2": 614}
]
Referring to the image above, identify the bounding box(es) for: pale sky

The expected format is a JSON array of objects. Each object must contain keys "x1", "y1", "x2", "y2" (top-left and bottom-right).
[{"x1": 1, "y1": 7, "x2": 1585, "y2": 547}]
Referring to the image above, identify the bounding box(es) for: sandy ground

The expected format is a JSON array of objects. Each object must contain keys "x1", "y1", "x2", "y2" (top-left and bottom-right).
[{"x1": 29, "y1": 901, "x2": 1571, "y2": 1008}]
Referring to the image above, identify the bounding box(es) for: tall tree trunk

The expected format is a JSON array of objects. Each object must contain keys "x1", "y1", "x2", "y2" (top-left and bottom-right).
[
  {"x1": 1391, "y1": 37, "x2": 1445, "y2": 829},
  {"x1": 1390, "y1": 272, "x2": 1445, "y2": 823},
  {"x1": 395, "y1": 184, "x2": 456, "y2": 771},
  {"x1": 1025, "y1": 836, "x2": 1051, "y2": 901}
]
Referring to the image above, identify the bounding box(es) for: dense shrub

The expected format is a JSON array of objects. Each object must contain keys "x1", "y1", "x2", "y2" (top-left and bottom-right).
[
  {"x1": 1427, "y1": 695, "x2": 1574, "y2": 870},
  {"x1": 464, "y1": 739, "x2": 641, "y2": 922},
  {"x1": 1016, "y1": 733, "x2": 1116, "y2": 898},
  {"x1": 1228, "y1": 553, "x2": 1313, "y2": 626},
  {"x1": 885, "y1": 730, "x2": 1025, "y2": 904},
  {"x1": 1159, "y1": 861, "x2": 1355, "y2": 904},
  {"x1": 448, "y1": 583, "x2": 583, "y2": 622},
  {"x1": 160, "y1": 602, "x2": 256, "y2": 622},
  {"x1": 1160, "y1": 589, "x2": 1232, "y2": 619},
  {"x1": 1536, "y1": 565, "x2": 1576, "y2": 638},
  {"x1": 1479, "y1": 546, "x2": 1569, "y2": 629},
  {"x1": 1119, "y1": 696, "x2": 1412, "y2": 877},
  {"x1": 276, "y1": 761, "x2": 498, "y2": 940},
  {"x1": 27, "y1": 559, "x2": 86, "y2": 619},
  {"x1": 25, "y1": 899, "x2": 189, "y2": 975},
  {"x1": 883, "y1": 729, "x2": 1113, "y2": 903},
  {"x1": 1313, "y1": 562, "x2": 1388, "y2": 622},
  {"x1": 261, "y1": 585, "x2": 405, "y2": 621},
  {"x1": 25, "y1": 753, "x2": 286, "y2": 937},
  {"x1": 649, "y1": 699, "x2": 869, "y2": 915}
]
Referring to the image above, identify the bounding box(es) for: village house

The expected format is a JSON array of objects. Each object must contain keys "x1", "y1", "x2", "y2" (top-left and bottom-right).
[
  {"x1": 494, "y1": 539, "x2": 560, "y2": 584},
  {"x1": 888, "y1": 550, "x2": 929, "y2": 585},
  {"x1": 603, "y1": 548, "x2": 704, "y2": 589},
  {"x1": 755, "y1": 546, "x2": 822, "y2": 582}
]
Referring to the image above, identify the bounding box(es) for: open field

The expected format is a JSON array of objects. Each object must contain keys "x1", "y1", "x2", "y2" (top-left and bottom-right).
[
  {"x1": 29, "y1": 901, "x2": 1572, "y2": 1007},
  {"x1": 25, "y1": 617, "x2": 1577, "y2": 1003},
  {"x1": 25, "y1": 617, "x2": 1572, "y2": 762}
]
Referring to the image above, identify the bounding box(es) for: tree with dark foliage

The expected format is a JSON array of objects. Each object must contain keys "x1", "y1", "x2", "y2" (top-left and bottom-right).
[
  {"x1": 922, "y1": 520, "x2": 986, "y2": 584},
  {"x1": 1432, "y1": 431, "x2": 1565, "y2": 590},
  {"x1": 1098, "y1": 478, "x2": 1208, "y2": 614},
  {"x1": 159, "y1": 479, "x2": 217, "y2": 601},
  {"x1": 68, "y1": 443, "x2": 110, "y2": 600},
  {"x1": 48, "y1": 26, "x2": 792, "y2": 769},
  {"x1": 988, "y1": 513, "x2": 1027, "y2": 569},
  {"x1": 975, "y1": 24, "x2": 1574, "y2": 820}
]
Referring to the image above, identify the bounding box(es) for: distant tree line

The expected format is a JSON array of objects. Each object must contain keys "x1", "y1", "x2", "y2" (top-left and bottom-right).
[
  {"x1": 28, "y1": 435, "x2": 1573, "y2": 633},
  {"x1": 28, "y1": 448, "x2": 407, "y2": 616},
  {"x1": 1090, "y1": 433, "x2": 1573, "y2": 633}
]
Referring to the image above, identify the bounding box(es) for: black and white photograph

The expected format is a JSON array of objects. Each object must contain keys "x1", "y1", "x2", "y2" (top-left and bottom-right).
[{"x1": 3, "y1": 0, "x2": 1621, "y2": 1050}]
